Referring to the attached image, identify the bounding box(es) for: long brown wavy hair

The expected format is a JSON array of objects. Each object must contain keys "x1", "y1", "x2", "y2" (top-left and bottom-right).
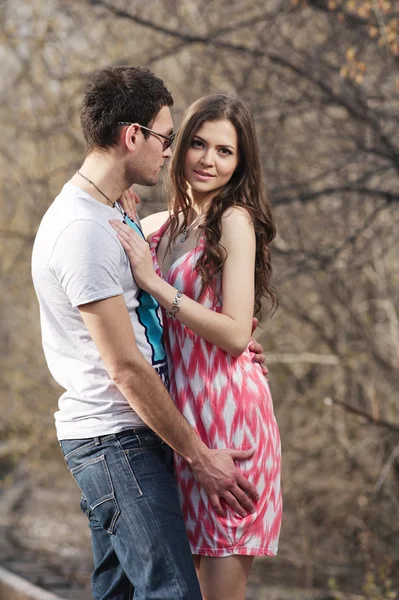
[{"x1": 168, "y1": 94, "x2": 277, "y2": 317}]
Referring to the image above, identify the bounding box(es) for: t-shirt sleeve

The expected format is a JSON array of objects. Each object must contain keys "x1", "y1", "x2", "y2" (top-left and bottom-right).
[{"x1": 49, "y1": 220, "x2": 124, "y2": 307}]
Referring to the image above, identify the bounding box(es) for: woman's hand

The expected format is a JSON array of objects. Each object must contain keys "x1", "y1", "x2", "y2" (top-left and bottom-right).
[
  {"x1": 118, "y1": 185, "x2": 140, "y2": 220},
  {"x1": 109, "y1": 220, "x2": 158, "y2": 292}
]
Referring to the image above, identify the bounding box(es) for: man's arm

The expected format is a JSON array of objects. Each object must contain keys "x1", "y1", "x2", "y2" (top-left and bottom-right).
[{"x1": 79, "y1": 294, "x2": 259, "y2": 516}]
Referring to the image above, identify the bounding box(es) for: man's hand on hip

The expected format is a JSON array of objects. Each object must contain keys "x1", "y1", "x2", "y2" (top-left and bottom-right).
[
  {"x1": 190, "y1": 447, "x2": 259, "y2": 517},
  {"x1": 249, "y1": 316, "x2": 268, "y2": 376}
]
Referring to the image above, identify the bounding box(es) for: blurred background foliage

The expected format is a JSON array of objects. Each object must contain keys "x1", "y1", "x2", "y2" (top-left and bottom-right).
[{"x1": 0, "y1": 0, "x2": 398, "y2": 597}]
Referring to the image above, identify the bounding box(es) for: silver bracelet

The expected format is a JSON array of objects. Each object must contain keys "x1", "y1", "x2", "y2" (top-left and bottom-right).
[{"x1": 166, "y1": 289, "x2": 183, "y2": 319}]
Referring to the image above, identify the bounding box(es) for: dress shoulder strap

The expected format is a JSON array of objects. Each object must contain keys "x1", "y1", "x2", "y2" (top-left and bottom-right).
[{"x1": 149, "y1": 216, "x2": 171, "y2": 248}]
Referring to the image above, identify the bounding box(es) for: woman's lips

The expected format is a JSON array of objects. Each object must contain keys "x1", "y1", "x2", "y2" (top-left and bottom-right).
[{"x1": 193, "y1": 170, "x2": 215, "y2": 180}]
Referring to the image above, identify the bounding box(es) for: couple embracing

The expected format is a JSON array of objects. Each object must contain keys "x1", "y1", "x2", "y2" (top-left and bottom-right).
[{"x1": 32, "y1": 65, "x2": 282, "y2": 600}]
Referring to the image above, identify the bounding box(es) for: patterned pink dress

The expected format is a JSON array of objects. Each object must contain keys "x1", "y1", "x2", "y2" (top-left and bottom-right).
[{"x1": 150, "y1": 220, "x2": 282, "y2": 557}]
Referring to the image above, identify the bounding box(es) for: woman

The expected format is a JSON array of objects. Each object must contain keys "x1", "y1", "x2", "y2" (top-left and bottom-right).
[{"x1": 111, "y1": 94, "x2": 282, "y2": 600}]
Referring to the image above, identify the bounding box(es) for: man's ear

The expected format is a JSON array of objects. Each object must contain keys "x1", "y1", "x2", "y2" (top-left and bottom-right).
[{"x1": 122, "y1": 123, "x2": 141, "y2": 152}]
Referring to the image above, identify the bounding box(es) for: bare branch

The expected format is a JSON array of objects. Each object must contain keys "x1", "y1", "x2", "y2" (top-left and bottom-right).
[
  {"x1": 327, "y1": 397, "x2": 399, "y2": 433},
  {"x1": 266, "y1": 353, "x2": 340, "y2": 365}
]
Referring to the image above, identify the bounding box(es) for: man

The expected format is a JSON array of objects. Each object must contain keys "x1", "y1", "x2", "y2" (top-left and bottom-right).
[{"x1": 32, "y1": 66, "x2": 265, "y2": 600}]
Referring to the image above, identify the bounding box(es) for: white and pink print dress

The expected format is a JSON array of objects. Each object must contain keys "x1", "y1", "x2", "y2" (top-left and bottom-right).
[{"x1": 150, "y1": 220, "x2": 282, "y2": 557}]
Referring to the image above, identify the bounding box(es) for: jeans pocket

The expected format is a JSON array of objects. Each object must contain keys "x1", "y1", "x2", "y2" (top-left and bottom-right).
[
  {"x1": 61, "y1": 439, "x2": 95, "y2": 461},
  {"x1": 70, "y1": 454, "x2": 120, "y2": 534}
]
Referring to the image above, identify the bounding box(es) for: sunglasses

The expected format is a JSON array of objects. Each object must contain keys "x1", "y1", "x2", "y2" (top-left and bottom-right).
[{"x1": 118, "y1": 122, "x2": 175, "y2": 150}]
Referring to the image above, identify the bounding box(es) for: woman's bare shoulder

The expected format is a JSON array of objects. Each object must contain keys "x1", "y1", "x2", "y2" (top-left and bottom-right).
[
  {"x1": 222, "y1": 205, "x2": 253, "y2": 224},
  {"x1": 221, "y1": 206, "x2": 254, "y2": 240},
  {"x1": 140, "y1": 210, "x2": 170, "y2": 241}
]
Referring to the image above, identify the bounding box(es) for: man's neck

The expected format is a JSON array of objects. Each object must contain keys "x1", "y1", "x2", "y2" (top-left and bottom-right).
[{"x1": 70, "y1": 152, "x2": 130, "y2": 207}]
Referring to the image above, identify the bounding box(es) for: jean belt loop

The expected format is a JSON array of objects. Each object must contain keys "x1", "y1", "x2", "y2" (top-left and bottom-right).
[{"x1": 94, "y1": 436, "x2": 101, "y2": 446}]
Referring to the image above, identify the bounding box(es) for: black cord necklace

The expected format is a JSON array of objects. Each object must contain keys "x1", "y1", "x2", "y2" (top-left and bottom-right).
[
  {"x1": 76, "y1": 170, "x2": 128, "y2": 220},
  {"x1": 76, "y1": 169, "x2": 116, "y2": 207}
]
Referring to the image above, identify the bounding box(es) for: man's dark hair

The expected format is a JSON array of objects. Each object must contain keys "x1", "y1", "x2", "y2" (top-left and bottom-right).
[{"x1": 80, "y1": 66, "x2": 173, "y2": 151}]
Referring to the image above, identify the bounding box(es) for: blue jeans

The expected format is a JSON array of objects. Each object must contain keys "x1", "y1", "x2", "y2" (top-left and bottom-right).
[{"x1": 61, "y1": 429, "x2": 202, "y2": 600}]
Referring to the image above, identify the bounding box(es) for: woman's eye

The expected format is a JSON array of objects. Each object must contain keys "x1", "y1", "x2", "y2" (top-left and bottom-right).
[
  {"x1": 220, "y1": 148, "x2": 232, "y2": 156},
  {"x1": 191, "y1": 139, "x2": 204, "y2": 148}
]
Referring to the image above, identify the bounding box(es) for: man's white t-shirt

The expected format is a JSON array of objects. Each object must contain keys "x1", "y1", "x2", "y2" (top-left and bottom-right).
[{"x1": 32, "y1": 182, "x2": 168, "y2": 440}]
